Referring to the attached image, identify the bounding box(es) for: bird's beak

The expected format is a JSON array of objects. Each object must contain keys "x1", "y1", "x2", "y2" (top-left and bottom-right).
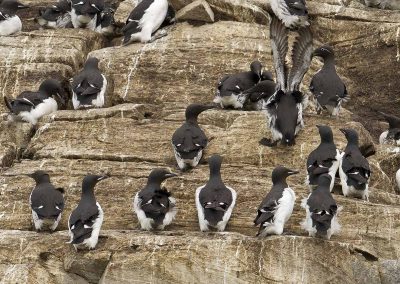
[
  {"x1": 287, "y1": 170, "x2": 300, "y2": 176},
  {"x1": 166, "y1": 173, "x2": 178, "y2": 178},
  {"x1": 97, "y1": 175, "x2": 109, "y2": 181},
  {"x1": 17, "y1": 2, "x2": 29, "y2": 9},
  {"x1": 339, "y1": 128, "x2": 347, "y2": 135}
]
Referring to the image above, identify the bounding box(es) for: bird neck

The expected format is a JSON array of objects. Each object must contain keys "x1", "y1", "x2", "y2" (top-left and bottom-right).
[
  {"x1": 36, "y1": 176, "x2": 51, "y2": 185},
  {"x1": 272, "y1": 180, "x2": 288, "y2": 188},
  {"x1": 323, "y1": 58, "x2": 336, "y2": 69},
  {"x1": 186, "y1": 118, "x2": 199, "y2": 125},
  {"x1": 81, "y1": 187, "x2": 96, "y2": 201}
]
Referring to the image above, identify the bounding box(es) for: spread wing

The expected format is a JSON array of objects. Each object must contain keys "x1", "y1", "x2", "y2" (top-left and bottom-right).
[
  {"x1": 269, "y1": 15, "x2": 288, "y2": 92},
  {"x1": 288, "y1": 26, "x2": 313, "y2": 91}
]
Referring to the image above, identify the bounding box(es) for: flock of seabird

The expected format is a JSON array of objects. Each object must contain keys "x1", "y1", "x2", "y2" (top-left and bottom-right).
[{"x1": 1, "y1": 0, "x2": 399, "y2": 250}]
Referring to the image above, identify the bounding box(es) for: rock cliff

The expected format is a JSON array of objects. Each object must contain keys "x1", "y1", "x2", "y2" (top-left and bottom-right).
[{"x1": 0, "y1": 0, "x2": 399, "y2": 283}]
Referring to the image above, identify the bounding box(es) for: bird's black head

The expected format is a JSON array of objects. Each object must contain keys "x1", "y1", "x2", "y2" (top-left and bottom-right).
[
  {"x1": 38, "y1": 1, "x2": 69, "y2": 21},
  {"x1": 82, "y1": 174, "x2": 108, "y2": 193},
  {"x1": 317, "y1": 174, "x2": 332, "y2": 188},
  {"x1": 312, "y1": 45, "x2": 335, "y2": 60},
  {"x1": 207, "y1": 154, "x2": 223, "y2": 179},
  {"x1": 147, "y1": 168, "x2": 177, "y2": 185},
  {"x1": 38, "y1": 78, "x2": 63, "y2": 97},
  {"x1": 84, "y1": 57, "x2": 100, "y2": 69},
  {"x1": 28, "y1": 170, "x2": 51, "y2": 184},
  {"x1": 316, "y1": 125, "x2": 334, "y2": 143},
  {"x1": 271, "y1": 166, "x2": 299, "y2": 184},
  {"x1": 379, "y1": 111, "x2": 400, "y2": 130},
  {"x1": 1, "y1": 0, "x2": 29, "y2": 12},
  {"x1": 100, "y1": 7, "x2": 115, "y2": 28},
  {"x1": 185, "y1": 103, "x2": 215, "y2": 123},
  {"x1": 261, "y1": 71, "x2": 273, "y2": 81},
  {"x1": 250, "y1": 61, "x2": 263, "y2": 78},
  {"x1": 340, "y1": 128, "x2": 359, "y2": 146}
]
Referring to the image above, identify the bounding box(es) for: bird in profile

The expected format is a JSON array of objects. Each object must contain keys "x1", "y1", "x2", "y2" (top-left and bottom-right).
[
  {"x1": 379, "y1": 112, "x2": 400, "y2": 146},
  {"x1": 254, "y1": 166, "x2": 298, "y2": 237},
  {"x1": 0, "y1": 0, "x2": 29, "y2": 36},
  {"x1": 68, "y1": 174, "x2": 108, "y2": 250},
  {"x1": 28, "y1": 170, "x2": 65, "y2": 232},
  {"x1": 133, "y1": 168, "x2": 178, "y2": 230}
]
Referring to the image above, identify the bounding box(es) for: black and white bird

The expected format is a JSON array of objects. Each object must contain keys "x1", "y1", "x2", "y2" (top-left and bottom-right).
[
  {"x1": 338, "y1": 128, "x2": 371, "y2": 201},
  {"x1": 94, "y1": 6, "x2": 115, "y2": 36},
  {"x1": 254, "y1": 166, "x2": 298, "y2": 236},
  {"x1": 133, "y1": 168, "x2": 178, "y2": 230},
  {"x1": 28, "y1": 170, "x2": 65, "y2": 231},
  {"x1": 396, "y1": 168, "x2": 400, "y2": 194},
  {"x1": 35, "y1": 0, "x2": 72, "y2": 29},
  {"x1": 310, "y1": 45, "x2": 348, "y2": 117},
  {"x1": 195, "y1": 155, "x2": 237, "y2": 232},
  {"x1": 306, "y1": 125, "x2": 341, "y2": 191},
  {"x1": 122, "y1": 0, "x2": 169, "y2": 45},
  {"x1": 379, "y1": 112, "x2": 400, "y2": 146},
  {"x1": 270, "y1": 0, "x2": 309, "y2": 29},
  {"x1": 241, "y1": 74, "x2": 276, "y2": 110},
  {"x1": 260, "y1": 15, "x2": 312, "y2": 147},
  {"x1": 70, "y1": 0, "x2": 104, "y2": 30},
  {"x1": 68, "y1": 174, "x2": 108, "y2": 250},
  {"x1": 171, "y1": 104, "x2": 214, "y2": 171},
  {"x1": 0, "y1": 0, "x2": 28, "y2": 36},
  {"x1": 70, "y1": 57, "x2": 107, "y2": 109},
  {"x1": 301, "y1": 174, "x2": 341, "y2": 240},
  {"x1": 214, "y1": 61, "x2": 264, "y2": 109},
  {"x1": 4, "y1": 78, "x2": 65, "y2": 125}
]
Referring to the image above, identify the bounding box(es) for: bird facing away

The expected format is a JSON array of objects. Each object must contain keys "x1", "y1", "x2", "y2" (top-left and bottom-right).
[
  {"x1": 306, "y1": 125, "x2": 341, "y2": 191},
  {"x1": 195, "y1": 154, "x2": 237, "y2": 232},
  {"x1": 260, "y1": 15, "x2": 312, "y2": 147},
  {"x1": 379, "y1": 112, "x2": 400, "y2": 146},
  {"x1": 122, "y1": 0, "x2": 169, "y2": 45},
  {"x1": 310, "y1": 45, "x2": 348, "y2": 117},
  {"x1": 4, "y1": 78, "x2": 65, "y2": 125},
  {"x1": 254, "y1": 166, "x2": 298, "y2": 237},
  {"x1": 28, "y1": 170, "x2": 65, "y2": 231},
  {"x1": 301, "y1": 174, "x2": 341, "y2": 240},
  {"x1": 172, "y1": 104, "x2": 215, "y2": 171},
  {"x1": 0, "y1": 0, "x2": 29, "y2": 36},
  {"x1": 338, "y1": 128, "x2": 371, "y2": 201},
  {"x1": 71, "y1": 57, "x2": 107, "y2": 109},
  {"x1": 68, "y1": 174, "x2": 108, "y2": 250},
  {"x1": 214, "y1": 61, "x2": 264, "y2": 109},
  {"x1": 133, "y1": 168, "x2": 178, "y2": 230}
]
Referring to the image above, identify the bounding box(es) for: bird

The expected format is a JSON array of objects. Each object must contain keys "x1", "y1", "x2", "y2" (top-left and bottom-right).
[
  {"x1": 338, "y1": 128, "x2": 371, "y2": 201},
  {"x1": 0, "y1": 0, "x2": 29, "y2": 36},
  {"x1": 4, "y1": 78, "x2": 65, "y2": 125},
  {"x1": 35, "y1": 0, "x2": 72, "y2": 29},
  {"x1": 396, "y1": 168, "x2": 400, "y2": 194},
  {"x1": 214, "y1": 61, "x2": 264, "y2": 109},
  {"x1": 195, "y1": 154, "x2": 237, "y2": 232},
  {"x1": 94, "y1": 6, "x2": 115, "y2": 36},
  {"x1": 301, "y1": 174, "x2": 341, "y2": 240},
  {"x1": 362, "y1": 0, "x2": 400, "y2": 10},
  {"x1": 133, "y1": 168, "x2": 178, "y2": 230},
  {"x1": 70, "y1": 0, "x2": 104, "y2": 30},
  {"x1": 306, "y1": 125, "x2": 341, "y2": 191},
  {"x1": 379, "y1": 112, "x2": 400, "y2": 146},
  {"x1": 260, "y1": 15, "x2": 312, "y2": 147},
  {"x1": 254, "y1": 166, "x2": 298, "y2": 237},
  {"x1": 70, "y1": 57, "x2": 107, "y2": 109},
  {"x1": 241, "y1": 75, "x2": 276, "y2": 110},
  {"x1": 310, "y1": 45, "x2": 348, "y2": 117},
  {"x1": 28, "y1": 170, "x2": 65, "y2": 231},
  {"x1": 171, "y1": 104, "x2": 214, "y2": 171},
  {"x1": 121, "y1": 0, "x2": 169, "y2": 45},
  {"x1": 68, "y1": 174, "x2": 108, "y2": 250},
  {"x1": 269, "y1": 0, "x2": 309, "y2": 29}
]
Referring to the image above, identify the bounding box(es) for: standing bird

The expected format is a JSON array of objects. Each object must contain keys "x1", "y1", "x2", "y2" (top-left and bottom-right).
[
  {"x1": 94, "y1": 6, "x2": 115, "y2": 36},
  {"x1": 4, "y1": 78, "x2": 65, "y2": 125},
  {"x1": 310, "y1": 45, "x2": 348, "y2": 116},
  {"x1": 270, "y1": 0, "x2": 309, "y2": 29},
  {"x1": 35, "y1": 0, "x2": 72, "y2": 29},
  {"x1": 301, "y1": 174, "x2": 341, "y2": 239},
  {"x1": 254, "y1": 166, "x2": 298, "y2": 237},
  {"x1": 121, "y1": 0, "x2": 169, "y2": 45},
  {"x1": 68, "y1": 174, "x2": 108, "y2": 250},
  {"x1": 28, "y1": 171, "x2": 65, "y2": 231},
  {"x1": 339, "y1": 128, "x2": 371, "y2": 201},
  {"x1": 379, "y1": 112, "x2": 400, "y2": 146},
  {"x1": 171, "y1": 104, "x2": 214, "y2": 171},
  {"x1": 70, "y1": 0, "x2": 104, "y2": 30},
  {"x1": 260, "y1": 15, "x2": 312, "y2": 146},
  {"x1": 214, "y1": 61, "x2": 264, "y2": 109},
  {"x1": 70, "y1": 57, "x2": 107, "y2": 109},
  {"x1": 0, "y1": 0, "x2": 29, "y2": 36},
  {"x1": 195, "y1": 155, "x2": 237, "y2": 232},
  {"x1": 133, "y1": 169, "x2": 178, "y2": 230},
  {"x1": 306, "y1": 125, "x2": 341, "y2": 191}
]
